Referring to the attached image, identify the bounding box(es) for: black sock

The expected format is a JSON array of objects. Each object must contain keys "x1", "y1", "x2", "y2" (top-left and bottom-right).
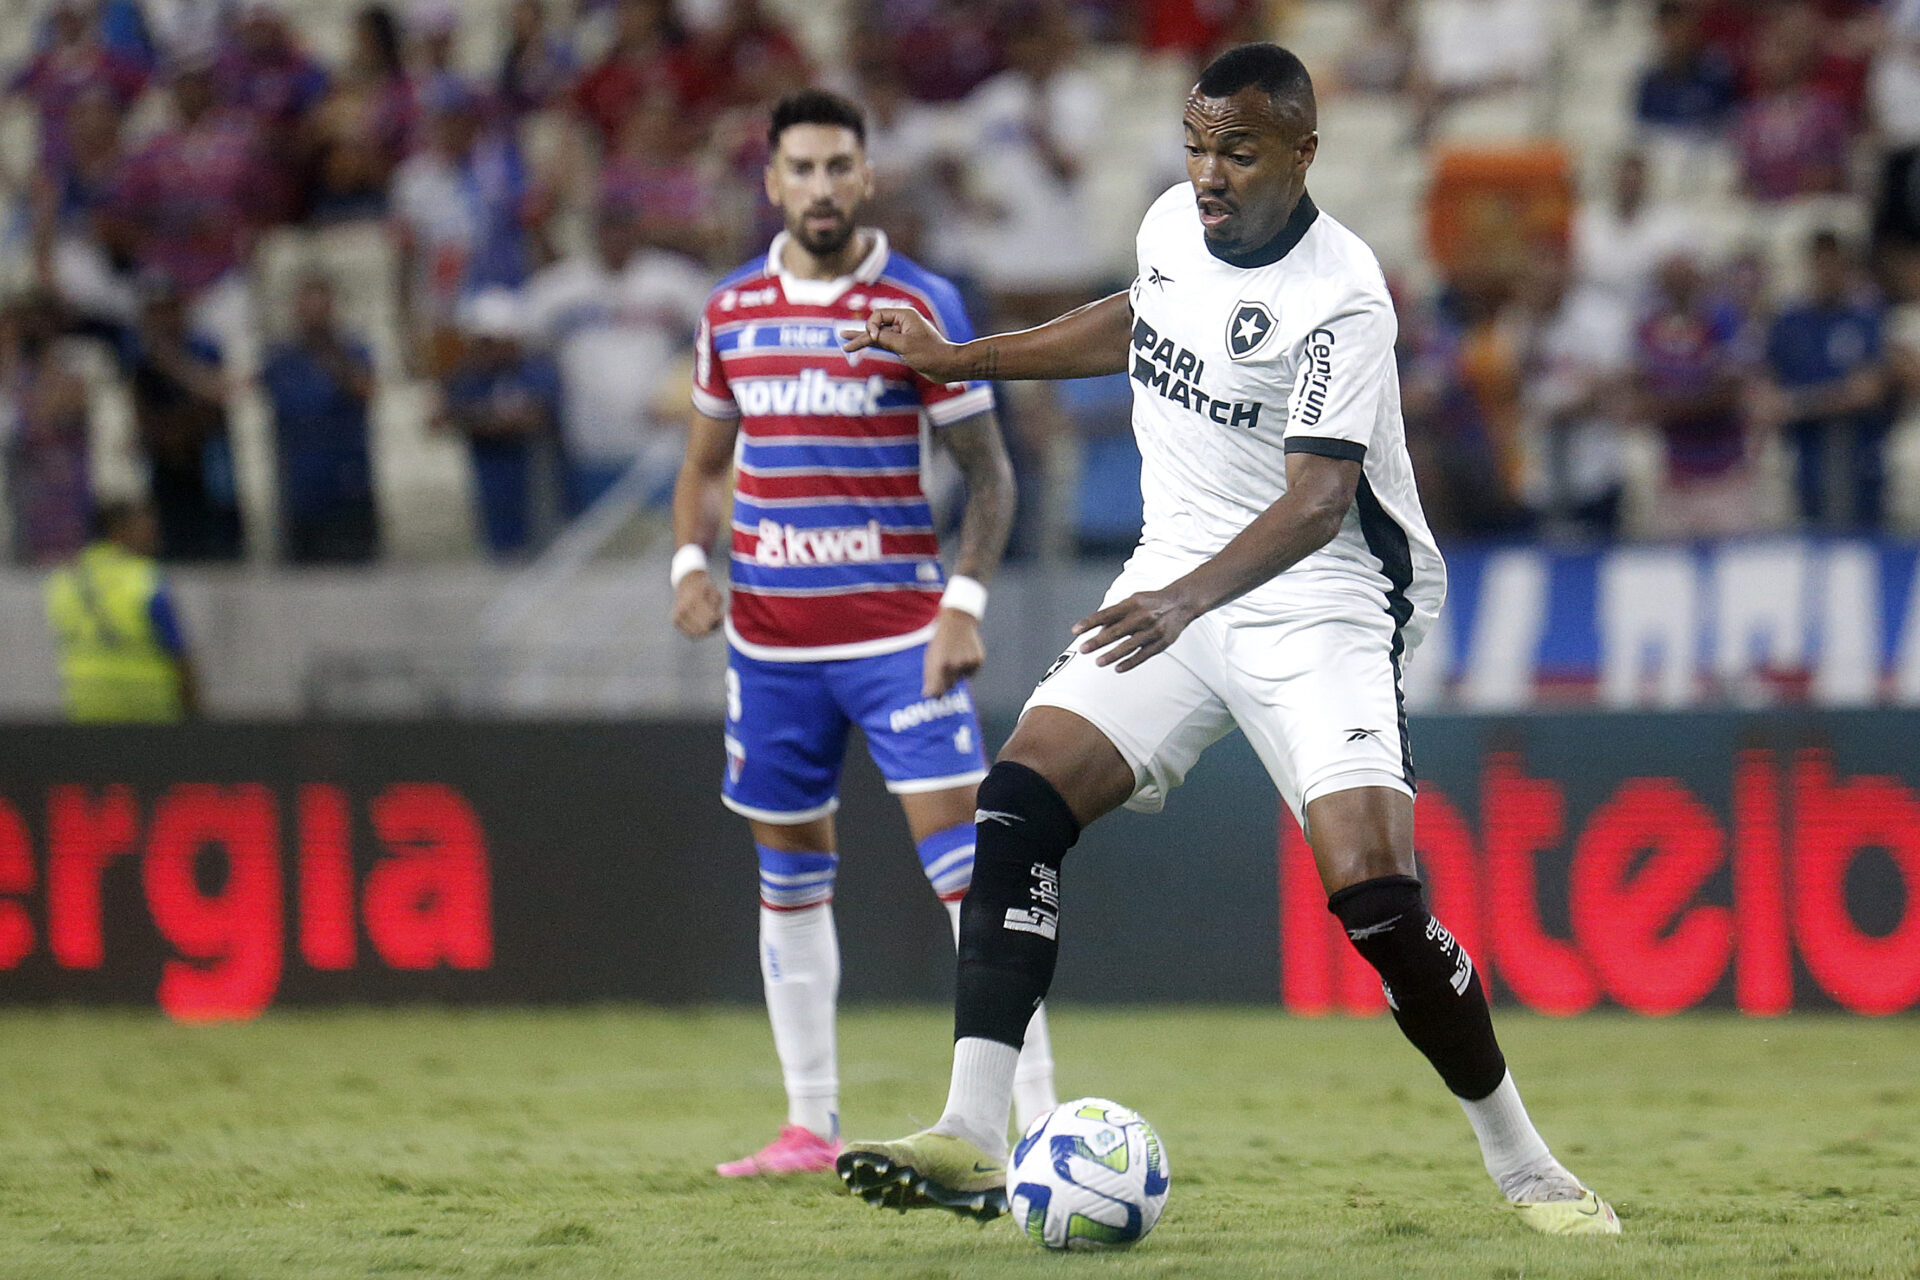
[
  {"x1": 1328, "y1": 875, "x2": 1506, "y2": 1100},
  {"x1": 954, "y1": 761, "x2": 1080, "y2": 1048}
]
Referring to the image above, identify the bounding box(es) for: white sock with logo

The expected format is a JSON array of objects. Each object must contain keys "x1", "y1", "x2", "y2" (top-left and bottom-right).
[
  {"x1": 760, "y1": 903, "x2": 839, "y2": 1141},
  {"x1": 1458, "y1": 1070, "x2": 1579, "y2": 1201},
  {"x1": 943, "y1": 900, "x2": 1059, "y2": 1136},
  {"x1": 935, "y1": 1036, "x2": 1019, "y2": 1162}
]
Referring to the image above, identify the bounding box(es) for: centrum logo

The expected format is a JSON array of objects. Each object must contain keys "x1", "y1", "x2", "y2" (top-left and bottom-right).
[
  {"x1": 754, "y1": 519, "x2": 884, "y2": 567},
  {"x1": 733, "y1": 369, "x2": 893, "y2": 417}
]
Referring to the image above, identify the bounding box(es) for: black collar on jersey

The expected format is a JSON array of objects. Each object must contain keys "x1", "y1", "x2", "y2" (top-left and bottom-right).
[{"x1": 1208, "y1": 192, "x2": 1319, "y2": 270}]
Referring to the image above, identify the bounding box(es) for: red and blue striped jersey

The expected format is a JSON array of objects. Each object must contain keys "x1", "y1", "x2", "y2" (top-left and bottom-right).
[{"x1": 692, "y1": 231, "x2": 993, "y2": 660}]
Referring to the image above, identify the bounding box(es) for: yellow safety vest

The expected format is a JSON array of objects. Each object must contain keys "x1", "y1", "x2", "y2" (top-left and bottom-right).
[{"x1": 44, "y1": 543, "x2": 185, "y2": 722}]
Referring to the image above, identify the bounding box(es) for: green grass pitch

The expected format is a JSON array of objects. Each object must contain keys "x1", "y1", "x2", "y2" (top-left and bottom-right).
[{"x1": 0, "y1": 1007, "x2": 1914, "y2": 1278}]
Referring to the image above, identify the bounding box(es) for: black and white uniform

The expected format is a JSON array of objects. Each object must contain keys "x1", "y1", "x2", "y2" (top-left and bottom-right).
[{"x1": 1026, "y1": 184, "x2": 1446, "y2": 822}]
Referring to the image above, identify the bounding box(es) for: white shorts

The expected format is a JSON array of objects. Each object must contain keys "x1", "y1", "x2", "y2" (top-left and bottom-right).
[{"x1": 1023, "y1": 558, "x2": 1414, "y2": 824}]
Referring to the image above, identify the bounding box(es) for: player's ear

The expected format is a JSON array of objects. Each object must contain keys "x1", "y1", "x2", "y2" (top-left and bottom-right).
[
  {"x1": 763, "y1": 156, "x2": 781, "y2": 208},
  {"x1": 1297, "y1": 131, "x2": 1318, "y2": 172}
]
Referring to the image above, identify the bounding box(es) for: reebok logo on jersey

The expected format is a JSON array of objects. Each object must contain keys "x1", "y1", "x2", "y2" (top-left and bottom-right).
[
  {"x1": 888, "y1": 687, "x2": 973, "y2": 733},
  {"x1": 1227, "y1": 301, "x2": 1275, "y2": 359},
  {"x1": 754, "y1": 518, "x2": 883, "y2": 567},
  {"x1": 732, "y1": 368, "x2": 894, "y2": 418},
  {"x1": 1346, "y1": 727, "x2": 1380, "y2": 742},
  {"x1": 1003, "y1": 860, "x2": 1060, "y2": 940},
  {"x1": 1130, "y1": 317, "x2": 1262, "y2": 429},
  {"x1": 1147, "y1": 265, "x2": 1174, "y2": 289},
  {"x1": 975, "y1": 809, "x2": 1023, "y2": 827},
  {"x1": 1295, "y1": 327, "x2": 1336, "y2": 426}
]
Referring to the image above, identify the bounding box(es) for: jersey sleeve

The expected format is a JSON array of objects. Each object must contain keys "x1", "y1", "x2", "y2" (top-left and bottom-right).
[
  {"x1": 910, "y1": 278, "x2": 994, "y2": 428},
  {"x1": 689, "y1": 303, "x2": 738, "y2": 420},
  {"x1": 1281, "y1": 292, "x2": 1398, "y2": 462}
]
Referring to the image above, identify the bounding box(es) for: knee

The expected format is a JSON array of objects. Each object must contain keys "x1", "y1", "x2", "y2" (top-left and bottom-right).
[
  {"x1": 1318, "y1": 845, "x2": 1414, "y2": 896},
  {"x1": 975, "y1": 760, "x2": 1081, "y2": 855},
  {"x1": 1326, "y1": 874, "x2": 1425, "y2": 940}
]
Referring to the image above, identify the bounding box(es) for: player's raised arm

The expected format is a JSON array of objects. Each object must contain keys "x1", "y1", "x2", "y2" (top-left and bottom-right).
[
  {"x1": 669, "y1": 410, "x2": 737, "y2": 638},
  {"x1": 922, "y1": 410, "x2": 1017, "y2": 697},
  {"x1": 846, "y1": 290, "x2": 1134, "y2": 384}
]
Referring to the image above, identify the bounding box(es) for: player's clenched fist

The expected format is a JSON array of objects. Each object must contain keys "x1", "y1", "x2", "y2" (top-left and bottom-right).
[
  {"x1": 671, "y1": 571, "x2": 724, "y2": 638},
  {"x1": 843, "y1": 308, "x2": 962, "y2": 381}
]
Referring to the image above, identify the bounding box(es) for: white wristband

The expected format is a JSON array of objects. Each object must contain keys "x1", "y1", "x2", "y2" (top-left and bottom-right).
[
  {"x1": 670, "y1": 544, "x2": 709, "y2": 589},
  {"x1": 940, "y1": 574, "x2": 988, "y2": 620}
]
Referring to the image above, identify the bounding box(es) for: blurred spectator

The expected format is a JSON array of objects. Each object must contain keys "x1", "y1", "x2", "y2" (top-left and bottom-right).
[
  {"x1": 217, "y1": 1, "x2": 329, "y2": 128},
  {"x1": 574, "y1": 0, "x2": 699, "y2": 150},
  {"x1": 124, "y1": 279, "x2": 244, "y2": 562},
  {"x1": 599, "y1": 89, "x2": 718, "y2": 262},
  {"x1": 261, "y1": 274, "x2": 381, "y2": 562},
  {"x1": 1634, "y1": 0, "x2": 1738, "y2": 137},
  {"x1": 1397, "y1": 286, "x2": 1527, "y2": 536},
  {"x1": 945, "y1": 2, "x2": 1105, "y2": 318},
  {"x1": 1757, "y1": 231, "x2": 1893, "y2": 529},
  {"x1": 438, "y1": 291, "x2": 561, "y2": 558},
  {"x1": 406, "y1": 0, "x2": 469, "y2": 89},
  {"x1": 1411, "y1": 0, "x2": 1552, "y2": 138},
  {"x1": 857, "y1": 0, "x2": 1001, "y2": 104},
  {"x1": 1572, "y1": 151, "x2": 1695, "y2": 335},
  {"x1": 391, "y1": 78, "x2": 540, "y2": 375},
  {"x1": 44, "y1": 500, "x2": 201, "y2": 722},
  {"x1": 497, "y1": 0, "x2": 576, "y2": 118},
  {"x1": 1633, "y1": 254, "x2": 1761, "y2": 537},
  {"x1": 9, "y1": 0, "x2": 148, "y2": 174},
  {"x1": 522, "y1": 203, "x2": 708, "y2": 515},
  {"x1": 145, "y1": 0, "x2": 234, "y2": 66},
  {"x1": 692, "y1": 0, "x2": 811, "y2": 113},
  {"x1": 305, "y1": 5, "x2": 416, "y2": 222},
  {"x1": 29, "y1": 87, "x2": 138, "y2": 332},
  {"x1": 1338, "y1": 0, "x2": 1415, "y2": 97},
  {"x1": 1872, "y1": 0, "x2": 1920, "y2": 299},
  {"x1": 1138, "y1": 0, "x2": 1267, "y2": 63},
  {"x1": 2, "y1": 294, "x2": 93, "y2": 564},
  {"x1": 101, "y1": 57, "x2": 273, "y2": 350},
  {"x1": 851, "y1": 53, "x2": 947, "y2": 256},
  {"x1": 1735, "y1": 30, "x2": 1851, "y2": 203},
  {"x1": 1515, "y1": 251, "x2": 1632, "y2": 537}
]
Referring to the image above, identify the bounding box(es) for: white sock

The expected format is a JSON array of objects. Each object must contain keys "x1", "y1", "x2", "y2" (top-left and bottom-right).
[
  {"x1": 935, "y1": 1037, "x2": 1019, "y2": 1161},
  {"x1": 1013, "y1": 1004, "x2": 1058, "y2": 1133},
  {"x1": 1458, "y1": 1070, "x2": 1577, "y2": 1201},
  {"x1": 943, "y1": 900, "x2": 1060, "y2": 1136},
  {"x1": 760, "y1": 903, "x2": 839, "y2": 1141}
]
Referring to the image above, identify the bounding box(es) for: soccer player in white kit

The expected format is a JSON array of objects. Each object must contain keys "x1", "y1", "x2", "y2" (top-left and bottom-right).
[{"x1": 835, "y1": 44, "x2": 1619, "y2": 1236}]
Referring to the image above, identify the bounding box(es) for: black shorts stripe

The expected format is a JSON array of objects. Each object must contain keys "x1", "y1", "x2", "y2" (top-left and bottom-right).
[
  {"x1": 1353, "y1": 476, "x2": 1415, "y2": 789},
  {"x1": 1283, "y1": 436, "x2": 1367, "y2": 463}
]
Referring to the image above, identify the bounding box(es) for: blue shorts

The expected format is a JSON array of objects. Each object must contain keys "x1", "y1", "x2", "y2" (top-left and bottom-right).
[{"x1": 722, "y1": 642, "x2": 989, "y2": 824}]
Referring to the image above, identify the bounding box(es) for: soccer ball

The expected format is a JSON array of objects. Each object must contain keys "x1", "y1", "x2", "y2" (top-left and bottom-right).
[{"x1": 1007, "y1": 1097, "x2": 1170, "y2": 1250}]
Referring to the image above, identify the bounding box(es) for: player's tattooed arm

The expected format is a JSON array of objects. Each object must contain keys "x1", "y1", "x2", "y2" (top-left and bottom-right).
[
  {"x1": 669, "y1": 411, "x2": 739, "y2": 638},
  {"x1": 939, "y1": 411, "x2": 1018, "y2": 585},
  {"x1": 921, "y1": 411, "x2": 1017, "y2": 697},
  {"x1": 847, "y1": 291, "x2": 1134, "y2": 383},
  {"x1": 1073, "y1": 452, "x2": 1360, "y2": 672}
]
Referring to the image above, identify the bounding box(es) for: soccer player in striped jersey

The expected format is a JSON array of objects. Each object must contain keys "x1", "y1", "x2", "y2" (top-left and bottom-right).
[{"x1": 671, "y1": 89, "x2": 1058, "y2": 1178}]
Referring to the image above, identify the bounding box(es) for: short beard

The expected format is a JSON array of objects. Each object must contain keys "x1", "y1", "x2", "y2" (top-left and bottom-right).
[{"x1": 794, "y1": 216, "x2": 855, "y2": 258}]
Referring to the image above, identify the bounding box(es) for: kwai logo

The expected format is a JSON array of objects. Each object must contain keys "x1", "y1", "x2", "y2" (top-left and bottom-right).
[
  {"x1": 755, "y1": 519, "x2": 884, "y2": 567},
  {"x1": 733, "y1": 369, "x2": 893, "y2": 418}
]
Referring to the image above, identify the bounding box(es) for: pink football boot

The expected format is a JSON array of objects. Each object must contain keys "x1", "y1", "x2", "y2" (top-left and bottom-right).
[{"x1": 716, "y1": 1125, "x2": 842, "y2": 1177}]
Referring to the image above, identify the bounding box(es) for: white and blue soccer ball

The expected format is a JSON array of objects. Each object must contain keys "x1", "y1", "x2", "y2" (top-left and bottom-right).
[{"x1": 1007, "y1": 1097, "x2": 1170, "y2": 1251}]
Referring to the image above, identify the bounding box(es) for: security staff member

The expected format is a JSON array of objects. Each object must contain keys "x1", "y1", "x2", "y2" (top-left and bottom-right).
[{"x1": 45, "y1": 501, "x2": 201, "y2": 722}]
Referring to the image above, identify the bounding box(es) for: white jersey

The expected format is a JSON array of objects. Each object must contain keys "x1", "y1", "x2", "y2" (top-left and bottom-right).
[{"x1": 1124, "y1": 183, "x2": 1445, "y2": 649}]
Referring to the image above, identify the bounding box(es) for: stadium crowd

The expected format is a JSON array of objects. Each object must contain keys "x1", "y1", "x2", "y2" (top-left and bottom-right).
[{"x1": 4, "y1": 0, "x2": 1920, "y2": 565}]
